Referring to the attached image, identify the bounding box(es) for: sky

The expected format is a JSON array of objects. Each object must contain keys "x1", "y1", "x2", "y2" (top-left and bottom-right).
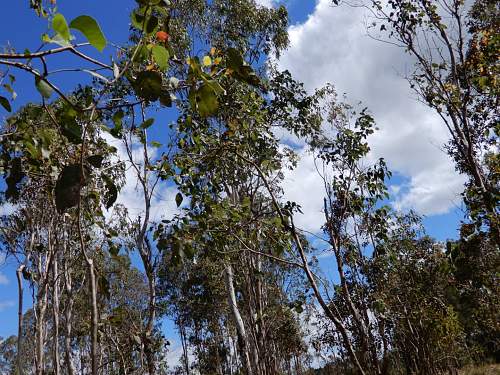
[{"x1": 0, "y1": 0, "x2": 467, "y2": 367}]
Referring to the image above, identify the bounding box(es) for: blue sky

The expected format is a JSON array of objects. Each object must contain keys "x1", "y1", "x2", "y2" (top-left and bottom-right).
[{"x1": 0, "y1": 0, "x2": 466, "y2": 365}]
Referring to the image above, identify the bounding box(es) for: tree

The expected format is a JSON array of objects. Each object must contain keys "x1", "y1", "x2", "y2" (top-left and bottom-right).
[{"x1": 364, "y1": 0, "x2": 499, "y2": 236}]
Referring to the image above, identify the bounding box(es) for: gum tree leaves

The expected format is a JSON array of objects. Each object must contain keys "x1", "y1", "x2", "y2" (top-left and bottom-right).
[
  {"x1": 101, "y1": 174, "x2": 118, "y2": 209},
  {"x1": 70, "y1": 15, "x2": 106, "y2": 52},
  {"x1": 35, "y1": 76, "x2": 53, "y2": 98},
  {"x1": 131, "y1": 9, "x2": 158, "y2": 35},
  {"x1": 189, "y1": 80, "x2": 224, "y2": 118},
  {"x1": 55, "y1": 164, "x2": 87, "y2": 212},
  {"x1": 140, "y1": 118, "x2": 155, "y2": 129},
  {"x1": 132, "y1": 71, "x2": 162, "y2": 101},
  {"x1": 175, "y1": 192, "x2": 183, "y2": 207},
  {"x1": 53, "y1": 13, "x2": 70, "y2": 42},
  {"x1": 0, "y1": 96, "x2": 11, "y2": 112},
  {"x1": 152, "y1": 45, "x2": 169, "y2": 71},
  {"x1": 226, "y1": 48, "x2": 260, "y2": 87},
  {"x1": 5, "y1": 157, "x2": 25, "y2": 200},
  {"x1": 58, "y1": 104, "x2": 82, "y2": 144},
  {"x1": 110, "y1": 110, "x2": 124, "y2": 138},
  {"x1": 86, "y1": 155, "x2": 104, "y2": 168}
]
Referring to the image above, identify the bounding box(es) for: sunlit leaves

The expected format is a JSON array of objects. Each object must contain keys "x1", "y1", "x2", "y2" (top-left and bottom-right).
[
  {"x1": 203, "y1": 55, "x2": 212, "y2": 66},
  {"x1": 151, "y1": 45, "x2": 169, "y2": 71},
  {"x1": 35, "y1": 76, "x2": 53, "y2": 98},
  {"x1": 131, "y1": 9, "x2": 158, "y2": 35},
  {"x1": 70, "y1": 15, "x2": 106, "y2": 51},
  {"x1": 140, "y1": 118, "x2": 155, "y2": 129},
  {"x1": 111, "y1": 110, "x2": 124, "y2": 137},
  {"x1": 53, "y1": 13, "x2": 70, "y2": 42}
]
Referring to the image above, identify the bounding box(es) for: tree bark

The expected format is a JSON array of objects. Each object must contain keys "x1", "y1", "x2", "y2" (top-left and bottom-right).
[
  {"x1": 16, "y1": 264, "x2": 25, "y2": 375},
  {"x1": 52, "y1": 257, "x2": 61, "y2": 375},
  {"x1": 63, "y1": 254, "x2": 76, "y2": 375},
  {"x1": 87, "y1": 258, "x2": 99, "y2": 375},
  {"x1": 225, "y1": 263, "x2": 253, "y2": 375}
]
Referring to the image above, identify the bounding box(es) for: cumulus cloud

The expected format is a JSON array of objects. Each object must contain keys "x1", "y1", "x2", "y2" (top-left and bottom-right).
[
  {"x1": 282, "y1": 149, "x2": 326, "y2": 233},
  {"x1": 277, "y1": 0, "x2": 465, "y2": 231},
  {"x1": 255, "y1": 0, "x2": 275, "y2": 7}
]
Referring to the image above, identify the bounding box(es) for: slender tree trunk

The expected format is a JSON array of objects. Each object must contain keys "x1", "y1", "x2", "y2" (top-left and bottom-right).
[
  {"x1": 52, "y1": 258, "x2": 61, "y2": 375},
  {"x1": 143, "y1": 265, "x2": 156, "y2": 375},
  {"x1": 16, "y1": 264, "x2": 25, "y2": 375},
  {"x1": 35, "y1": 280, "x2": 48, "y2": 375},
  {"x1": 179, "y1": 321, "x2": 190, "y2": 375},
  {"x1": 225, "y1": 263, "x2": 252, "y2": 375},
  {"x1": 63, "y1": 256, "x2": 76, "y2": 375},
  {"x1": 87, "y1": 258, "x2": 99, "y2": 375},
  {"x1": 242, "y1": 157, "x2": 368, "y2": 375}
]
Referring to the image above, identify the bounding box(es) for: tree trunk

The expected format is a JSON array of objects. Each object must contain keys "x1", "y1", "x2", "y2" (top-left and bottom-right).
[
  {"x1": 87, "y1": 258, "x2": 99, "y2": 375},
  {"x1": 63, "y1": 255, "x2": 76, "y2": 375},
  {"x1": 35, "y1": 279, "x2": 48, "y2": 375},
  {"x1": 52, "y1": 258, "x2": 61, "y2": 375},
  {"x1": 16, "y1": 265, "x2": 25, "y2": 375},
  {"x1": 224, "y1": 264, "x2": 252, "y2": 375}
]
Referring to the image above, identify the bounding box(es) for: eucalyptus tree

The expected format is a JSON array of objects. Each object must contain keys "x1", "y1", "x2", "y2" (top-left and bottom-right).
[
  {"x1": 361, "y1": 0, "x2": 499, "y2": 362},
  {"x1": 1, "y1": 1, "x2": 285, "y2": 374},
  {"x1": 361, "y1": 0, "x2": 499, "y2": 235}
]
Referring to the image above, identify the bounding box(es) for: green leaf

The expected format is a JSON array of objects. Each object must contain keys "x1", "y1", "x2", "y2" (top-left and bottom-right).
[
  {"x1": 145, "y1": 15, "x2": 158, "y2": 35},
  {"x1": 159, "y1": 90, "x2": 172, "y2": 107},
  {"x1": 53, "y1": 13, "x2": 70, "y2": 41},
  {"x1": 133, "y1": 71, "x2": 162, "y2": 101},
  {"x1": 130, "y1": 11, "x2": 146, "y2": 31},
  {"x1": 61, "y1": 121, "x2": 83, "y2": 144},
  {"x1": 226, "y1": 48, "x2": 260, "y2": 86},
  {"x1": 0, "y1": 96, "x2": 11, "y2": 112},
  {"x1": 197, "y1": 84, "x2": 219, "y2": 117},
  {"x1": 55, "y1": 164, "x2": 85, "y2": 212},
  {"x1": 152, "y1": 45, "x2": 169, "y2": 71},
  {"x1": 175, "y1": 192, "x2": 183, "y2": 207},
  {"x1": 150, "y1": 141, "x2": 162, "y2": 148},
  {"x1": 111, "y1": 110, "x2": 124, "y2": 138},
  {"x1": 58, "y1": 104, "x2": 82, "y2": 143},
  {"x1": 5, "y1": 158, "x2": 24, "y2": 200},
  {"x1": 102, "y1": 174, "x2": 118, "y2": 209},
  {"x1": 87, "y1": 155, "x2": 104, "y2": 168},
  {"x1": 109, "y1": 243, "x2": 120, "y2": 256},
  {"x1": 140, "y1": 118, "x2": 155, "y2": 129},
  {"x1": 69, "y1": 15, "x2": 106, "y2": 52},
  {"x1": 35, "y1": 76, "x2": 53, "y2": 98}
]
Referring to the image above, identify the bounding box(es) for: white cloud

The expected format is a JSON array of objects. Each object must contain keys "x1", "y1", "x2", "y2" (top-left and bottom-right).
[
  {"x1": 0, "y1": 202, "x2": 16, "y2": 217},
  {"x1": 392, "y1": 164, "x2": 465, "y2": 215},
  {"x1": 282, "y1": 149, "x2": 326, "y2": 233},
  {"x1": 0, "y1": 254, "x2": 8, "y2": 285},
  {"x1": 277, "y1": 0, "x2": 465, "y2": 229},
  {"x1": 255, "y1": 0, "x2": 275, "y2": 7},
  {"x1": 104, "y1": 134, "x2": 180, "y2": 223}
]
